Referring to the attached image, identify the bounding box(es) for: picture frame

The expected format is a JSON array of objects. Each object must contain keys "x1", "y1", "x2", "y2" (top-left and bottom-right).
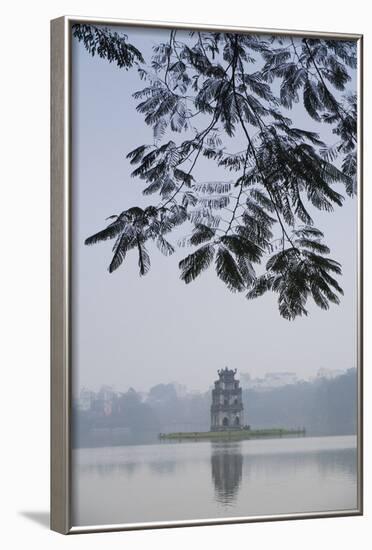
[{"x1": 51, "y1": 15, "x2": 363, "y2": 534}]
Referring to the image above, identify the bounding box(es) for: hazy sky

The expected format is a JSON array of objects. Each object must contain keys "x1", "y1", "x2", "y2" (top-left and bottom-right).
[{"x1": 71, "y1": 26, "x2": 358, "y2": 394}]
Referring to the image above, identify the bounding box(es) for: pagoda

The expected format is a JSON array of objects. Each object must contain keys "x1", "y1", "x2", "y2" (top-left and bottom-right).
[{"x1": 210, "y1": 368, "x2": 244, "y2": 431}]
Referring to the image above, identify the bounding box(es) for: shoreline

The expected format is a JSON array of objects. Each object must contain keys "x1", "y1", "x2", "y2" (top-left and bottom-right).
[{"x1": 158, "y1": 428, "x2": 306, "y2": 441}]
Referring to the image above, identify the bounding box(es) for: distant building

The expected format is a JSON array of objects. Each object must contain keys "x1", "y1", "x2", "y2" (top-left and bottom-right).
[
  {"x1": 210, "y1": 368, "x2": 244, "y2": 431},
  {"x1": 84, "y1": 385, "x2": 116, "y2": 416},
  {"x1": 240, "y1": 371, "x2": 298, "y2": 390},
  {"x1": 262, "y1": 372, "x2": 298, "y2": 387},
  {"x1": 240, "y1": 372, "x2": 252, "y2": 387},
  {"x1": 171, "y1": 382, "x2": 188, "y2": 398},
  {"x1": 316, "y1": 368, "x2": 345, "y2": 380},
  {"x1": 77, "y1": 387, "x2": 95, "y2": 411},
  {"x1": 97, "y1": 385, "x2": 115, "y2": 402}
]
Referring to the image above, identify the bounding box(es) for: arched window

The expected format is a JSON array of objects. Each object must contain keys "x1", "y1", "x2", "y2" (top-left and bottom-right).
[
  {"x1": 235, "y1": 416, "x2": 240, "y2": 426},
  {"x1": 223, "y1": 417, "x2": 229, "y2": 427}
]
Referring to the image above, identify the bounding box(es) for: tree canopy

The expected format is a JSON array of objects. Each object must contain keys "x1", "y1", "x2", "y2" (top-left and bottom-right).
[{"x1": 74, "y1": 24, "x2": 358, "y2": 320}]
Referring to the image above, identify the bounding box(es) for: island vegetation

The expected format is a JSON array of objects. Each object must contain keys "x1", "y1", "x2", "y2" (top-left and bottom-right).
[{"x1": 159, "y1": 427, "x2": 306, "y2": 441}]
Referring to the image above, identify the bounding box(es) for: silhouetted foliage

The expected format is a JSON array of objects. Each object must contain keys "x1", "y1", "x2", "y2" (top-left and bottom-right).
[
  {"x1": 72, "y1": 24, "x2": 144, "y2": 68},
  {"x1": 74, "y1": 24, "x2": 358, "y2": 319}
]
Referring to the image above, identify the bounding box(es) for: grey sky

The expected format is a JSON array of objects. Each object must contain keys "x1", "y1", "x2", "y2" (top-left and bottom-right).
[{"x1": 71, "y1": 26, "x2": 358, "y2": 394}]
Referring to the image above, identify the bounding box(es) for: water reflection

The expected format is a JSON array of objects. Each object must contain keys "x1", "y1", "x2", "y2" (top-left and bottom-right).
[
  {"x1": 77, "y1": 445, "x2": 356, "y2": 485},
  {"x1": 78, "y1": 460, "x2": 140, "y2": 477},
  {"x1": 72, "y1": 436, "x2": 358, "y2": 525},
  {"x1": 209, "y1": 440, "x2": 356, "y2": 509},
  {"x1": 239, "y1": 447, "x2": 357, "y2": 481},
  {"x1": 211, "y1": 442, "x2": 243, "y2": 506},
  {"x1": 148, "y1": 459, "x2": 178, "y2": 475},
  {"x1": 78, "y1": 457, "x2": 180, "y2": 477}
]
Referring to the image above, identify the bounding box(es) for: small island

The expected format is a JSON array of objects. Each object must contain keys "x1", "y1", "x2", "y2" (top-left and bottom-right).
[
  {"x1": 159, "y1": 427, "x2": 306, "y2": 441},
  {"x1": 159, "y1": 368, "x2": 306, "y2": 441}
]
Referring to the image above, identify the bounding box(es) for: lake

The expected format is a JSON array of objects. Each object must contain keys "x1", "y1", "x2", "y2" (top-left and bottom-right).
[{"x1": 71, "y1": 434, "x2": 358, "y2": 527}]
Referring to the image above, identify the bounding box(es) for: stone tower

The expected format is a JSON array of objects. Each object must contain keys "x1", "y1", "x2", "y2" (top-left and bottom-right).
[{"x1": 210, "y1": 368, "x2": 244, "y2": 431}]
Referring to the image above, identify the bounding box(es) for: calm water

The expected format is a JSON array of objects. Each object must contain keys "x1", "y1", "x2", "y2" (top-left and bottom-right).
[{"x1": 72, "y1": 435, "x2": 357, "y2": 527}]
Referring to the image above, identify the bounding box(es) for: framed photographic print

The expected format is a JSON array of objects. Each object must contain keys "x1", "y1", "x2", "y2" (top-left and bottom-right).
[{"x1": 51, "y1": 15, "x2": 363, "y2": 534}]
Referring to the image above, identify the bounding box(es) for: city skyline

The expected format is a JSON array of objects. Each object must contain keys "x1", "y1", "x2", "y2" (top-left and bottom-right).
[{"x1": 74, "y1": 364, "x2": 354, "y2": 397}]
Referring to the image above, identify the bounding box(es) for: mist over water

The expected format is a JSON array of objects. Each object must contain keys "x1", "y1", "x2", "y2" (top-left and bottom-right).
[{"x1": 72, "y1": 435, "x2": 357, "y2": 526}]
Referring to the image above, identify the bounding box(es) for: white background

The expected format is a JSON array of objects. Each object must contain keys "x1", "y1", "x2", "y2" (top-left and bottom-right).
[{"x1": 1, "y1": 0, "x2": 370, "y2": 548}]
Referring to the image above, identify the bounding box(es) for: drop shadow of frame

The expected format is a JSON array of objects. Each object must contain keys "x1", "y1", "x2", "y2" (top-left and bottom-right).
[{"x1": 19, "y1": 511, "x2": 50, "y2": 529}]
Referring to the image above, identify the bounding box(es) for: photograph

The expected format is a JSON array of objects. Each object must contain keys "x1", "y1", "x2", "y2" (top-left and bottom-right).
[{"x1": 66, "y1": 19, "x2": 361, "y2": 529}]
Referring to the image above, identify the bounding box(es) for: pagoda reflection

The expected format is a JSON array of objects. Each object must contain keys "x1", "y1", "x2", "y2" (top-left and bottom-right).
[{"x1": 211, "y1": 442, "x2": 243, "y2": 506}]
